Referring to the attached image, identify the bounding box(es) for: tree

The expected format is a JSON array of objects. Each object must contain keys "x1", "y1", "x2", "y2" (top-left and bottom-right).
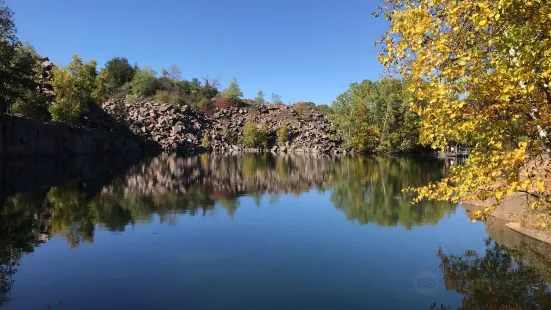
[
  {"x1": 6, "y1": 43, "x2": 47, "y2": 119},
  {"x1": 0, "y1": 2, "x2": 41, "y2": 116},
  {"x1": 162, "y1": 64, "x2": 181, "y2": 81},
  {"x1": 221, "y1": 77, "x2": 243, "y2": 102},
  {"x1": 437, "y1": 240, "x2": 551, "y2": 309},
  {"x1": 271, "y1": 93, "x2": 283, "y2": 105},
  {"x1": 49, "y1": 55, "x2": 97, "y2": 124},
  {"x1": 277, "y1": 123, "x2": 289, "y2": 143},
  {"x1": 97, "y1": 57, "x2": 135, "y2": 96},
  {"x1": 377, "y1": 0, "x2": 551, "y2": 215},
  {"x1": 243, "y1": 122, "x2": 258, "y2": 148},
  {"x1": 130, "y1": 66, "x2": 159, "y2": 98},
  {"x1": 255, "y1": 90, "x2": 265, "y2": 106},
  {"x1": 331, "y1": 78, "x2": 420, "y2": 153}
]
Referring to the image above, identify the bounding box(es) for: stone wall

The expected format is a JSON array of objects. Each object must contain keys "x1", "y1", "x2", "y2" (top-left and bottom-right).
[{"x1": 0, "y1": 115, "x2": 141, "y2": 158}]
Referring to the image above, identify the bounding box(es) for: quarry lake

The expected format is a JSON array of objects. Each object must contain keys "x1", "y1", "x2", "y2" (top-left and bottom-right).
[{"x1": 1, "y1": 154, "x2": 550, "y2": 310}]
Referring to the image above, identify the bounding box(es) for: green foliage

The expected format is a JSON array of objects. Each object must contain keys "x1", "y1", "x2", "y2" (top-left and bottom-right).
[
  {"x1": 351, "y1": 124, "x2": 380, "y2": 152},
  {"x1": 11, "y1": 89, "x2": 50, "y2": 121},
  {"x1": 257, "y1": 125, "x2": 269, "y2": 148},
  {"x1": 243, "y1": 123, "x2": 269, "y2": 148},
  {"x1": 277, "y1": 123, "x2": 289, "y2": 144},
  {"x1": 221, "y1": 77, "x2": 243, "y2": 102},
  {"x1": 243, "y1": 122, "x2": 258, "y2": 148},
  {"x1": 201, "y1": 135, "x2": 209, "y2": 147},
  {"x1": 100, "y1": 57, "x2": 135, "y2": 96},
  {"x1": 0, "y1": 35, "x2": 43, "y2": 115},
  {"x1": 154, "y1": 90, "x2": 170, "y2": 103},
  {"x1": 331, "y1": 78, "x2": 420, "y2": 153},
  {"x1": 271, "y1": 93, "x2": 283, "y2": 105},
  {"x1": 255, "y1": 90, "x2": 265, "y2": 106},
  {"x1": 314, "y1": 104, "x2": 332, "y2": 115},
  {"x1": 130, "y1": 66, "x2": 159, "y2": 98},
  {"x1": 49, "y1": 55, "x2": 97, "y2": 124}
]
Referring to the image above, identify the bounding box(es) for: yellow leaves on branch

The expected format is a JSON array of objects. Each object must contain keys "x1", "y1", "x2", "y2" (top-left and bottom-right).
[{"x1": 378, "y1": 0, "x2": 551, "y2": 213}]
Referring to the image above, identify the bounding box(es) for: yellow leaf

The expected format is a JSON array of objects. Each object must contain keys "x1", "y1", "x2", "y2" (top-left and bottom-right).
[{"x1": 479, "y1": 20, "x2": 487, "y2": 27}]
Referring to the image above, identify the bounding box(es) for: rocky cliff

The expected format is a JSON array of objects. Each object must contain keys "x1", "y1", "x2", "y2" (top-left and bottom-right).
[{"x1": 98, "y1": 97, "x2": 343, "y2": 155}]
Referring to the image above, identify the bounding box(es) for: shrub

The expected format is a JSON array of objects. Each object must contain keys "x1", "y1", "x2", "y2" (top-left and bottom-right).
[
  {"x1": 277, "y1": 123, "x2": 289, "y2": 144},
  {"x1": 293, "y1": 101, "x2": 314, "y2": 118},
  {"x1": 221, "y1": 77, "x2": 243, "y2": 102},
  {"x1": 243, "y1": 122, "x2": 258, "y2": 148},
  {"x1": 155, "y1": 90, "x2": 170, "y2": 103},
  {"x1": 257, "y1": 125, "x2": 269, "y2": 148},
  {"x1": 201, "y1": 135, "x2": 209, "y2": 147},
  {"x1": 130, "y1": 67, "x2": 159, "y2": 97},
  {"x1": 49, "y1": 55, "x2": 97, "y2": 124},
  {"x1": 11, "y1": 90, "x2": 50, "y2": 121}
]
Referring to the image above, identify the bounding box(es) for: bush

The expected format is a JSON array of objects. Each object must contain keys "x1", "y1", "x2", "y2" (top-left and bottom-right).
[
  {"x1": 243, "y1": 122, "x2": 258, "y2": 148},
  {"x1": 49, "y1": 55, "x2": 97, "y2": 124},
  {"x1": 277, "y1": 123, "x2": 289, "y2": 144},
  {"x1": 201, "y1": 135, "x2": 209, "y2": 147},
  {"x1": 257, "y1": 125, "x2": 269, "y2": 148},
  {"x1": 243, "y1": 123, "x2": 269, "y2": 148},
  {"x1": 11, "y1": 90, "x2": 50, "y2": 121},
  {"x1": 155, "y1": 90, "x2": 170, "y2": 103},
  {"x1": 130, "y1": 67, "x2": 159, "y2": 97}
]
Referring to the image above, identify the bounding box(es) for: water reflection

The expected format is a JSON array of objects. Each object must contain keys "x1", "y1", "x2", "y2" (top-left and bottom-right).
[
  {"x1": 328, "y1": 157, "x2": 455, "y2": 228},
  {"x1": 4, "y1": 154, "x2": 454, "y2": 244},
  {"x1": 435, "y1": 239, "x2": 551, "y2": 309},
  {"x1": 0, "y1": 154, "x2": 549, "y2": 309}
]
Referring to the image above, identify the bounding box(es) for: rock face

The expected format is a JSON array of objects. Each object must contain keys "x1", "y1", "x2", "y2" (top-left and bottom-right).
[
  {"x1": 1, "y1": 96, "x2": 343, "y2": 157},
  {"x1": 206, "y1": 104, "x2": 342, "y2": 154},
  {"x1": 37, "y1": 56, "x2": 56, "y2": 98},
  {"x1": 99, "y1": 97, "x2": 210, "y2": 155},
  {"x1": 96, "y1": 98, "x2": 343, "y2": 155},
  {"x1": 0, "y1": 115, "x2": 141, "y2": 158}
]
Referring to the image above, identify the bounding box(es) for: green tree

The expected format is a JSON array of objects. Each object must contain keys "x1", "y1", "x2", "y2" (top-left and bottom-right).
[
  {"x1": 257, "y1": 125, "x2": 269, "y2": 148},
  {"x1": 331, "y1": 78, "x2": 419, "y2": 153},
  {"x1": 221, "y1": 77, "x2": 243, "y2": 102},
  {"x1": 130, "y1": 66, "x2": 159, "y2": 98},
  {"x1": 0, "y1": 0, "x2": 17, "y2": 114},
  {"x1": 314, "y1": 104, "x2": 332, "y2": 116},
  {"x1": 95, "y1": 57, "x2": 135, "y2": 99},
  {"x1": 255, "y1": 90, "x2": 265, "y2": 106},
  {"x1": 243, "y1": 122, "x2": 258, "y2": 148},
  {"x1": 49, "y1": 55, "x2": 97, "y2": 124},
  {"x1": 0, "y1": 2, "x2": 42, "y2": 117},
  {"x1": 271, "y1": 93, "x2": 283, "y2": 105},
  {"x1": 277, "y1": 123, "x2": 289, "y2": 144},
  {"x1": 8, "y1": 43, "x2": 49, "y2": 120}
]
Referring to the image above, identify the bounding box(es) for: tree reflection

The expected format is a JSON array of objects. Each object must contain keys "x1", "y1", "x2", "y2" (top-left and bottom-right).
[
  {"x1": 0, "y1": 192, "x2": 50, "y2": 306},
  {"x1": 1, "y1": 154, "x2": 460, "y2": 250},
  {"x1": 329, "y1": 157, "x2": 457, "y2": 229},
  {"x1": 1, "y1": 154, "x2": 550, "y2": 308},
  {"x1": 437, "y1": 239, "x2": 551, "y2": 309}
]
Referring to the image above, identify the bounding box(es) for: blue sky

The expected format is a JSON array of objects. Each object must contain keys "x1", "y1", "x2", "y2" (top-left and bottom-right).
[{"x1": 7, "y1": 0, "x2": 387, "y2": 105}]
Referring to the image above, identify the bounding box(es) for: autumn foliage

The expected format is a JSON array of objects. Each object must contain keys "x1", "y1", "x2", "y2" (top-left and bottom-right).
[{"x1": 377, "y1": 0, "x2": 551, "y2": 225}]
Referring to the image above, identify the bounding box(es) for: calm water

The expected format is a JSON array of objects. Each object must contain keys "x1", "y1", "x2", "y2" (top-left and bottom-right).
[{"x1": 1, "y1": 154, "x2": 550, "y2": 310}]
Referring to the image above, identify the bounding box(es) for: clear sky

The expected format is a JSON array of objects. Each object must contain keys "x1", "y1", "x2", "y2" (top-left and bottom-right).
[{"x1": 7, "y1": 0, "x2": 387, "y2": 105}]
